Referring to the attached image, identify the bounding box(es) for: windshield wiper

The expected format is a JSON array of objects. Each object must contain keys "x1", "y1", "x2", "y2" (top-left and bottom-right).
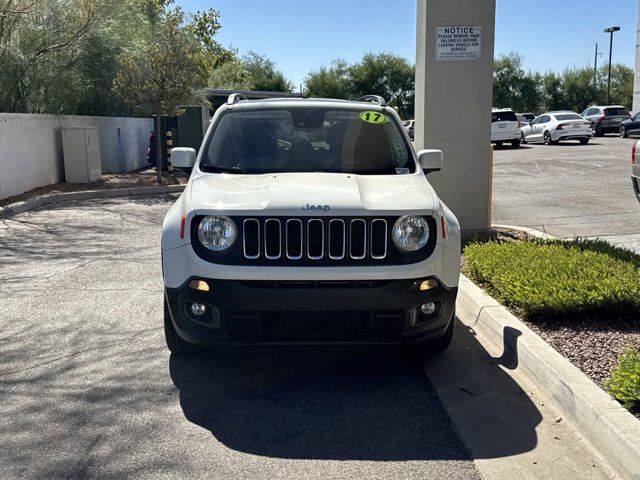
[{"x1": 201, "y1": 165, "x2": 247, "y2": 174}]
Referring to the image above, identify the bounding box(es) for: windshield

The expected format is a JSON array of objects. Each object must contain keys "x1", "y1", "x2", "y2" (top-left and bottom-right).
[
  {"x1": 554, "y1": 113, "x2": 582, "y2": 121},
  {"x1": 201, "y1": 107, "x2": 414, "y2": 175}
]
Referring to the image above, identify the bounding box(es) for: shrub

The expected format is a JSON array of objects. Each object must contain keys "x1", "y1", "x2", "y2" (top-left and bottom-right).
[
  {"x1": 463, "y1": 239, "x2": 640, "y2": 321},
  {"x1": 606, "y1": 347, "x2": 640, "y2": 413}
]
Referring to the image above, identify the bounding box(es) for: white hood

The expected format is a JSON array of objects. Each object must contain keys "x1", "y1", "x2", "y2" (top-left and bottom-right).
[{"x1": 189, "y1": 172, "x2": 438, "y2": 216}]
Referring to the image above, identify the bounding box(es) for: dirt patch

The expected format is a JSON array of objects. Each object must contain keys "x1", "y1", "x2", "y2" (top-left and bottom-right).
[{"x1": 0, "y1": 169, "x2": 188, "y2": 208}]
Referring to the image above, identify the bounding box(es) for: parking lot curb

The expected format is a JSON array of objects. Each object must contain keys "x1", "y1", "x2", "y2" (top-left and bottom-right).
[
  {"x1": 492, "y1": 223, "x2": 557, "y2": 240},
  {"x1": 0, "y1": 185, "x2": 185, "y2": 219},
  {"x1": 457, "y1": 274, "x2": 640, "y2": 480}
]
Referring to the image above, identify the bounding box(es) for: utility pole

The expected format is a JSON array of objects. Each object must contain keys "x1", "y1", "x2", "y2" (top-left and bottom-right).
[
  {"x1": 593, "y1": 43, "x2": 600, "y2": 86},
  {"x1": 604, "y1": 26, "x2": 621, "y2": 105}
]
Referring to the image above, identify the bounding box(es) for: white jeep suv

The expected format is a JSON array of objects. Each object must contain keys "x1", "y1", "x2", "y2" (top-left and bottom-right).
[{"x1": 162, "y1": 94, "x2": 461, "y2": 354}]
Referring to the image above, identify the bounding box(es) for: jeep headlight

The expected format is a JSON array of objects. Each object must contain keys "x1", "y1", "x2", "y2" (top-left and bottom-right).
[
  {"x1": 198, "y1": 216, "x2": 237, "y2": 251},
  {"x1": 392, "y1": 215, "x2": 430, "y2": 252}
]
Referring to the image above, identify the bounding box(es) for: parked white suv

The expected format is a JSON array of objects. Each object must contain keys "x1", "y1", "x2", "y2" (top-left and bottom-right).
[
  {"x1": 491, "y1": 108, "x2": 521, "y2": 148},
  {"x1": 162, "y1": 94, "x2": 461, "y2": 354}
]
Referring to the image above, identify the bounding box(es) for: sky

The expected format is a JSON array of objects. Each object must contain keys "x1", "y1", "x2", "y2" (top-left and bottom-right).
[{"x1": 177, "y1": 0, "x2": 638, "y2": 91}]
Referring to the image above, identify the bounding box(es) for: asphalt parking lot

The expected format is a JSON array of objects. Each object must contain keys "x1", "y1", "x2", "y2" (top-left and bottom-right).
[
  {"x1": 492, "y1": 135, "x2": 640, "y2": 251},
  {"x1": 0, "y1": 196, "x2": 480, "y2": 480},
  {"x1": 0, "y1": 195, "x2": 620, "y2": 479}
]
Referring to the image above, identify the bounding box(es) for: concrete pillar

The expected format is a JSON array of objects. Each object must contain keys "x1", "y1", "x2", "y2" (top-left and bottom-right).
[
  {"x1": 633, "y1": 0, "x2": 640, "y2": 113},
  {"x1": 415, "y1": 0, "x2": 496, "y2": 236}
]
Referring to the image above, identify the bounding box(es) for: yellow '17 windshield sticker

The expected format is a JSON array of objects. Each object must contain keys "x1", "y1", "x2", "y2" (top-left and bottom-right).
[{"x1": 359, "y1": 111, "x2": 388, "y2": 124}]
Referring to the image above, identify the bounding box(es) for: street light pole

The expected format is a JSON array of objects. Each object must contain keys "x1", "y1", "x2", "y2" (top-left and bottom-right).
[{"x1": 603, "y1": 26, "x2": 620, "y2": 105}]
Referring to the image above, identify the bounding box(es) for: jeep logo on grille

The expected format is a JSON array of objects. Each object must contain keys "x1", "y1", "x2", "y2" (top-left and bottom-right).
[{"x1": 302, "y1": 204, "x2": 330, "y2": 212}]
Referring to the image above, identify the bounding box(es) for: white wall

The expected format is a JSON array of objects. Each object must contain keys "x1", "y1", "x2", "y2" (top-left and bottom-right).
[{"x1": 0, "y1": 113, "x2": 152, "y2": 200}]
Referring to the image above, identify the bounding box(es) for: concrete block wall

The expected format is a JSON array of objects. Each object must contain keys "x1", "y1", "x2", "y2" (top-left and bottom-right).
[{"x1": 0, "y1": 113, "x2": 152, "y2": 200}]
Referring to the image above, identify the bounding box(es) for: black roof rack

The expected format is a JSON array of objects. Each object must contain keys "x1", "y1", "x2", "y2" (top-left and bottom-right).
[
  {"x1": 226, "y1": 93, "x2": 248, "y2": 105},
  {"x1": 356, "y1": 95, "x2": 387, "y2": 107}
]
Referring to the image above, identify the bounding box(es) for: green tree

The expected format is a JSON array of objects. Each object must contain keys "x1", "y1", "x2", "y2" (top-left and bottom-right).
[
  {"x1": 0, "y1": 0, "x2": 109, "y2": 112},
  {"x1": 243, "y1": 51, "x2": 293, "y2": 92},
  {"x1": 599, "y1": 64, "x2": 634, "y2": 108},
  {"x1": 541, "y1": 71, "x2": 564, "y2": 111},
  {"x1": 114, "y1": 8, "x2": 206, "y2": 117},
  {"x1": 493, "y1": 53, "x2": 541, "y2": 113},
  {"x1": 208, "y1": 51, "x2": 293, "y2": 92},
  {"x1": 349, "y1": 52, "x2": 414, "y2": 119},
  {"x1": 304, "y1": 59, "x2": 352, "y2": 100}
]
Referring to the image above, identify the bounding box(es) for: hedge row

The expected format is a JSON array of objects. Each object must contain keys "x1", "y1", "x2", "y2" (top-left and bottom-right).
[{"x1": 463, "y1": 238, "x2": 640, "y2": 322}]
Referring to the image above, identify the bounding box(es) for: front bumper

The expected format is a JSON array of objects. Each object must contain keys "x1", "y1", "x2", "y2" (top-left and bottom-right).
[{"x1": 165, "y1": 277, "x2": 457, "y2": 346}]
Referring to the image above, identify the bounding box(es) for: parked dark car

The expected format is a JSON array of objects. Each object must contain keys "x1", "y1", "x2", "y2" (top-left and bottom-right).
[
  {"x1": 519, "y1": 112, "x2": 535, "y2": 123},
  {"x1": 515, "y1": 113, "x2": 529, "y2": 128},
  {"x1": 580, "y1": 105, "x2": 631, "y2": 136},
  {"x1": 403, "y1": 119, "x2": 415, "y2": 140},
  {"x1": 619, "y1": 112, "x2": 640, "y2": 138}
]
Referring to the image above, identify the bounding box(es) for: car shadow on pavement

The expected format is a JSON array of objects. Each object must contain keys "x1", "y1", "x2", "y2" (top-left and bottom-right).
[{"x1": 170, "y1": 322, "x2": 541, "y2": 461}]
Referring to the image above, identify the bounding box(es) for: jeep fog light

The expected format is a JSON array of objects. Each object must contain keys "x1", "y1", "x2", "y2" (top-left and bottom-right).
[
  {"x1": 188, "y1": 279, "x2": 210, "y2": 291},
  {"x1": 191, "y1": 303, "x2": 206, "y2": 316},
  {"x1": 392, "y1": 215, "x2": 429, "y2": 252},
  {"x1": 198, "y1": 216, "x2": 237, "y2": 251},
  {"x1": 419, "y1": 279, "x2": 439, "y2": 291},
  {"x1": 420, "y1": 302, "x2": 437, "y2": 315}
]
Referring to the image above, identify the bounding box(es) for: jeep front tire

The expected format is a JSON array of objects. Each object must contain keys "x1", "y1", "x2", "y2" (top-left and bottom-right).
[{"x1": 164, "y1": 298, "x2": 202, "y2": 355}]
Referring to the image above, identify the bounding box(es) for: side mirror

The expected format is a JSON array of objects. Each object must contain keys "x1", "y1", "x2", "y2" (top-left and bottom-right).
[
  {"x1": 417, "y1": 149, "x2": 443, "y2": 173},
  {"x1": 171, "y1": 147, "x2": 196, "y2": 171}
]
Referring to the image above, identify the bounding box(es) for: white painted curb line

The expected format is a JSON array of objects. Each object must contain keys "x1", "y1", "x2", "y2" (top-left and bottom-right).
[
  {"x1": 457, "y1": 274, "x2": 640, "y2": 480},
  {"x1": 0, "y1": 185, "x2": 185, "y2": 219}
]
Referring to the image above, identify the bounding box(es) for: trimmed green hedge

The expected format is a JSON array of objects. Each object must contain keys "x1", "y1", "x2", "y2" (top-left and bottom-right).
[
  {"x1": 606, "y1": 347, "x2": 640, "y2": 413},
  {"x1": 463, "y1": 239, "x2": 640, "y2": 321}
]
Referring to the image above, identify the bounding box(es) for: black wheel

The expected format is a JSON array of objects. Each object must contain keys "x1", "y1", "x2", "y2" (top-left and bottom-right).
[
  {"x1": 164, "y1": 298, "x2": 202, "y2": 355},
  {"x1": 543, "y1": 131, "x2": 555, "y2": 145},
  {"x1": 579, "y1": 137, "x2": 590, "y2": 145},
  {"x1": 520, "y1": 132, "x2": 527, "y2": 144},
  {"x1": 511, "y1": 139, "x2": 520, "y2": 148},
  {"x1": 414, "y1": 310, "x2": 455, "y2": 354},
  {"x1": 620, "y1": 126, "x2": 628, "y2": 138}
]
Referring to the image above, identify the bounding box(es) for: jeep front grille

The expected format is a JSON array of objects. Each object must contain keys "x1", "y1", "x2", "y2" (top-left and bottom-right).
[
  {"x1": 190, "y1": 215, "x2": 436, "y2": 266},
  {"x1": 242, "y1": 217, "x2": 387, "y2": 262}
]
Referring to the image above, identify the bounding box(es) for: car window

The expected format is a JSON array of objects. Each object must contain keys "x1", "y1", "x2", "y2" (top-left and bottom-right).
[
  {"x1": 604, "y1": 107, "x2": 630, "y2": 116},
  {"x1": 537, "y1": 115, "x2": 549, "y2": 123},
  {"x1": 201, "y1": 107, "x2": 414, "y2": 175},
  {"x1": 554, "y1": 113, "x2": 582, "y2": 121},
  {"x1": 491, "y1": 111, "x2": 517, "y2": 122}
]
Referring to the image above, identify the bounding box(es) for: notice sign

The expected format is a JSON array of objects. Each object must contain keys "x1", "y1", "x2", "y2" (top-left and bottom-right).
[{"x1": 436, "y1": 26, "x2": 482, "y2": 61}]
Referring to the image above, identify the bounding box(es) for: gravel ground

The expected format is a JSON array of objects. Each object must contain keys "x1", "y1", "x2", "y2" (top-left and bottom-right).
[
  {"x1": 465, "y1": 228, "x2": 640, "y2": 390},
  {"x1": 525, "y1": 318, "x2": 640, "y2": 387},
  {"x1": 0, "y1": 169, "x2": 187, "y2": 207}
]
